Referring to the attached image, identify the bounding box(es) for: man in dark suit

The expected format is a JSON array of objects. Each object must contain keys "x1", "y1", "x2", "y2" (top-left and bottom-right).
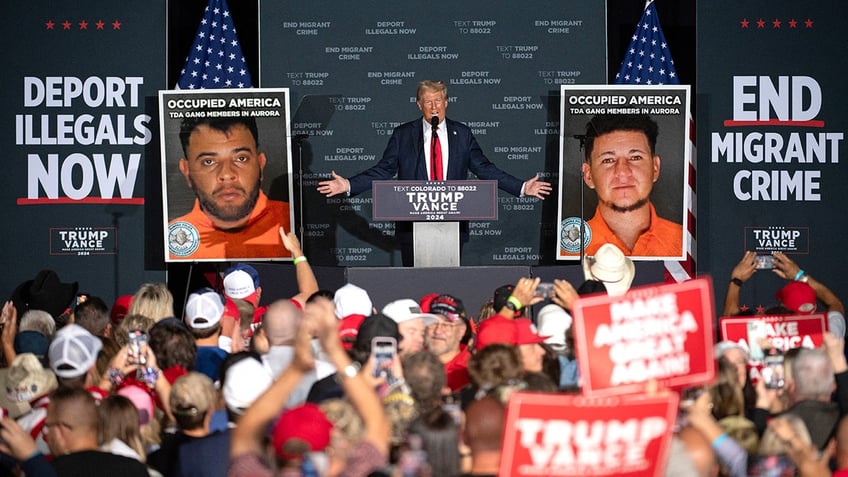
[{"x1": 318, "y1": 80, "x2": 551, "y2": 265}]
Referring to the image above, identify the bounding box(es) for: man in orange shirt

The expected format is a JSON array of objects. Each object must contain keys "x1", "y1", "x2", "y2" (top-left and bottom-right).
[
  {"x1": 167, "y1": 116, "x2": 291, "y2": 261},
  {"x1": 580, "y1": 114, "x2": 682, "y2": 257}
]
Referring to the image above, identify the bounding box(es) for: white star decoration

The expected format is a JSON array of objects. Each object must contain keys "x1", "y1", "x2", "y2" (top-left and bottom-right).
[
  {"x1": 176, "y1": 0, "x2": 253, "y2": 89},
  {"x1": 614, "y1": 2, "x2": 679, "y2": 87}
]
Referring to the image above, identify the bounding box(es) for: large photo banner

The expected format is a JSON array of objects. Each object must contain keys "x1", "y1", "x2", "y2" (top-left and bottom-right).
[
  {"x1": 259, "y1": 1, "x2": 607, "y2": 266},
  {"x1": 698, "y1": 1, "x2": 848, "y2": 307},
  {"x1": 0, "y1": 1, "x2": 166, "y2": 305},
  {"x1": 500, "y1": 391, "x2": 679, "y2": 477},
  {"x1": 572, "y1": 277, "x2": 715, "y2": 396},
  {"x1": 557, "y1": 85, "x2": 690, "y2": 261},
  {"x1": 159, "y1": 89, "x2": 294, "y2": 262}
]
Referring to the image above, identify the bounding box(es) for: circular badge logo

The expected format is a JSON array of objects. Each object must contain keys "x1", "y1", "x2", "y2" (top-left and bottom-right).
[
  {"x1": 168, "y1": 221, "x2": 200, "y2": 257},
  {"x1": 560, "y1": 217, "x2": 591, "y2": 254}
]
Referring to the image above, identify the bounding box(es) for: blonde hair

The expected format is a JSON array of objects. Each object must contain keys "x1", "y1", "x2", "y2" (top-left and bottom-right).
[
  {"x1": 142, "y1": 411, "x2": 162, "y2": 451},
  {"x1": 114, "y1": 314, "x2": 156, "y2": 347},
  {"x1": 128, "y1": 283, "x2": 174, "y2": 322},
  {"x1": 170, "y1": 372, "x2": 217, "y2": 431},
  {"x1": 718, "y1": 415, "x2": 759, "y2": 456},
  {"x1": 759, "y1": 414, "x2": 812, "y2": 456},
  {"x1": 232, "y1": 298, "x2": 255, "y2": 331},
  {"x1": 98, "y1": 395, "x2": 147, "y2": 461},
  {"x1": 320, "y1": 399, "x2": 363, "y2": 443},
  {"x1": 416, "y1": 80, "x2": 447, "y2": 101},
  {"x1": 477, "y1": 298, "x2": 496, "y2": 322}
]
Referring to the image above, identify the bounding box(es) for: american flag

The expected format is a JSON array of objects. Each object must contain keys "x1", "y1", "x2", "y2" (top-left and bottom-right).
[
  {"x1": 614, "y1": 0, "x2": 696, "y2": 282},
  {"x1": 614, "y1": 1, "x2": 678, "y2": 85},
  {"x1": 176, "y1": 0, "x2": 253, "y2": 89}
]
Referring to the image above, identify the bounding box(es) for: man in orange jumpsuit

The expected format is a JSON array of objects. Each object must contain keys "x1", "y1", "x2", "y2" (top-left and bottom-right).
[
  {"x1": 580, "y1": 114, "x2": 682, "y2": 257},
  {"x1": 167, "y1": 116, "x2": 291, "y2": 261}
]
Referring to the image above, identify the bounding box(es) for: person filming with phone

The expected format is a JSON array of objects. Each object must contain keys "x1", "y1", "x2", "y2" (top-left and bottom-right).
[{"x1": 724, "y1": 251, "x2": 845, "y2": 338}]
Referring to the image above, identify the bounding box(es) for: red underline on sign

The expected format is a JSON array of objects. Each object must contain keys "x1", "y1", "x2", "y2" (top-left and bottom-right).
[
  {"x1": 16, "y1": 197, "x2": 145, "y2": 205},
  {"x1": 723, "y1": 119, "x2": 825, "y2": 128}
]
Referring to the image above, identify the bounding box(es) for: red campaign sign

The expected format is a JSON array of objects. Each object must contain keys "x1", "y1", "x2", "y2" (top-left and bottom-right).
[
  {"x1": 500, "y1": 392, "x2": 679, "y2": 477},
  {"x1": 573, "y1": 277, "x2": 716, "y2": 396},
  {"x1": 719, "y1": 314, "x2": 828, "y2": 355}
]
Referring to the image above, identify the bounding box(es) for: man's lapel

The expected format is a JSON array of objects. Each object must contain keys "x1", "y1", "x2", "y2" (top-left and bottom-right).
[{"x1": 414, "y1": 121, "x2": 427, "y2": 179}]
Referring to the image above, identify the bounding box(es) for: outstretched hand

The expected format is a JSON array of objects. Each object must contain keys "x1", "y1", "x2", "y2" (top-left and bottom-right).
[
  {"x1": 279, "y1": 227, "x2": 303, "y2": 256},
  {"x1": 1, "y1": 301, "x2": 18, "y2": 354},
  {"x1": 523, "y1": 174, "x2": 552, "y2": 200},
  {"x1": 291, "y1": 314, "x2": 316, "y2": 374},
  {"x1": 551, "y1": 279, "x2": 579, "y2": 311},
  {"x1": 513, "y1": 277, "x2": 544, "y2": 308},
  {"x1": 317, "y1": 171, "x2": 350, "y2": 197},
  {"x1": 771, "y1": 251, "x2": 802, "y2": 281},
  {"x1": 731, "y1": 251, "x2": 758, "y2": 283},
  {"x1": 305, "y1": 296, "x2": 342, "y2": 353},
  {"x1": 0, "y1": 417, "x2": 37, "y2": 461}
]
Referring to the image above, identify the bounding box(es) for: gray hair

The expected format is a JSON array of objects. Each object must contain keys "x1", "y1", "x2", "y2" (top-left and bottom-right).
[
  {"x1": 20, "y1": 309, "x2": 56, "y2": 338},
  {"x1": 792, "y1": 348, "x2": 834, "y2": 401}
]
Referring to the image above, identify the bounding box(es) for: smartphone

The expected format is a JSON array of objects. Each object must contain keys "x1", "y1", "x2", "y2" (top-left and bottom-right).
[
  {"x1": 399, "y1": 434, "x2": 431, "y2": 476},
  {"x1": 371, "y1": 337, "x2": 398, "y2": 385},
  {"x1": 128, "y1": 330, "x2": 149, "y2": 366},
  {"x1": 442, "y1": 394, "x2": 462, "y2": 426},
  {"x1": 755, "y1": 254, "x2": 774, "y2": 270},
  {"x1": 748, "y1": 454, "x2": 795, "y2": 476},
  {"x1": 746, "y1": 320, "x2": 767, "y2": 361},
  {"x1": 674, "y1": 386, "x2": 706, "y2": 432},
  {"x1": 534, "y1": 282, "x2": 555, "y2": 299},
  {"x1": 763, "y1": 352, "x2": 785, "y2": 389}
]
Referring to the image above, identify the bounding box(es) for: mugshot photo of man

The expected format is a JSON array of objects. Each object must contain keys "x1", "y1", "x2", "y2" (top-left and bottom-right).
[
  {"x1": 580, "y1": 113, "x2": 683, "y2": 257},
  {"x1": 164, "y1": 114, "x2": 292, "y2": 261}
]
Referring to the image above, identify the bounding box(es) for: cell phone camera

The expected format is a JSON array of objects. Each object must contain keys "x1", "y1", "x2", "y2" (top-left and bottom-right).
[
  {"x1": 535, "y1": 282, "x2": 555, "y2": 298},
  {"x1": 755, "y1": 255, "x2": 774, "y2": 270}
]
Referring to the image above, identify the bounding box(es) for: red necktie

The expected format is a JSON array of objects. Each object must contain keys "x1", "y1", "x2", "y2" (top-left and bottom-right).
[{"x1": 430, "y1": 126, "x2": 443, "y2": 181}]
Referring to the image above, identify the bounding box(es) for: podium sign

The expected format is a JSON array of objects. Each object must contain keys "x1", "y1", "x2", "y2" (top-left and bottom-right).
[{"x1": 372, "y1": 180, "x2": 498, "y2": 221}]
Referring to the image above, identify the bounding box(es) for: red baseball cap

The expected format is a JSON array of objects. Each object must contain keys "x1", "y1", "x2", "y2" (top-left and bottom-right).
[
  {"x1": 272, "y1": 403, "x2": 333, "y2": 460},
  {"x1": 513, "y1": 319, "x2": 550, "y2": 346},
  {"x1": 110, "y1": 295, "x2": 133, "y2": 326},
  {"x1": 475, "y1": 315, "x2": 516, "y2": 351},
  {"x1": 776, "y1": 281, "x2": 817, "y2": 314},
  {"x1": 338, "y1": 314, "x2": 366, "y2": 351},
  {"x1": 475, "y1": 316, "x2": 548, "y2": 351}
]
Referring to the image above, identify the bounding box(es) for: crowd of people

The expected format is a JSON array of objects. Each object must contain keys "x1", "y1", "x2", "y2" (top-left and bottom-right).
[{"x1": 1, "y1": 235, "x2": 847, "y2": 476}]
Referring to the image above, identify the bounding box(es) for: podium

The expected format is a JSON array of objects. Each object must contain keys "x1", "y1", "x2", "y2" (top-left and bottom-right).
[{"x1": 372, "y1": 180, "x2": 498, "y2": 267}]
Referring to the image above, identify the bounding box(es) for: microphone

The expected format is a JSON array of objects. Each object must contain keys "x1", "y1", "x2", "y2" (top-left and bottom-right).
[{"x1": 431, "y1": 116, "x2": 439, "y2": 129}]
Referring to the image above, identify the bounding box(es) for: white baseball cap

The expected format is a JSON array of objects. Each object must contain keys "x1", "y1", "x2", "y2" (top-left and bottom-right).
[
  {"x1": 48, "y1": 324, "x2": 103, "y2": 378},
  {"x1": 382, "y1": 299, "x2": 439, "y2": 326},
  {"x1": 184, "y1": 288, "x2": 225, "y2": 330},
  {"x1": 334, "y1": 283, "x2": 373, "y2": 318}
]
